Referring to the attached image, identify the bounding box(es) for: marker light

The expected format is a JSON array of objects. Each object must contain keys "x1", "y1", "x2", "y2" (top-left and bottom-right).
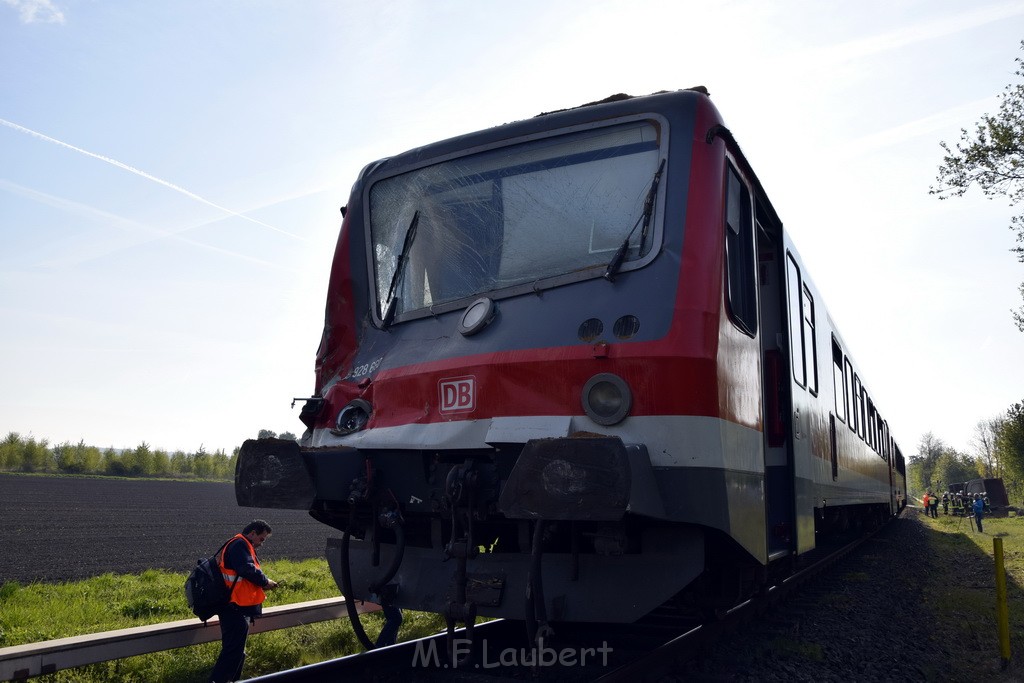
[
  {"x1": 459, "y1": 297, "x2": 496, "y2": 336},
  {"x1": 581, "y1": 373, "x2": 632, "y2": 426}
]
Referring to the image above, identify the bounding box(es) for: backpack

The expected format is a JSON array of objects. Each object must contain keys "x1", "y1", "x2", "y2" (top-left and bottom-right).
[{"x1": 184, "y1": 538, "x2": 240, "y2": 622}]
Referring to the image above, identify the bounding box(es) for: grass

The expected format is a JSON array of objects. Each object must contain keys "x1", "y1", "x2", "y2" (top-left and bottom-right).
[
  {"x1": 916, "y1": 509, "x2": 1024, "y2": 680},
  {"x1": 0, "y1": 559, "x2": 446, "y2": 682}
]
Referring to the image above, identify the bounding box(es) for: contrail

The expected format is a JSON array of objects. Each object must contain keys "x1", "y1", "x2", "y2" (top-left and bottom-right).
[
  {"x1": 0, "y1": 178, "x2": 288, "y2": 270},
  {"x1": 0, "y1": 118, "x2": 305, "y2": 241}
]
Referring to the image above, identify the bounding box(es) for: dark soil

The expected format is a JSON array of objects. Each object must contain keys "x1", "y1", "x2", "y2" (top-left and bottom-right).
[{"x1": 0, "y1": 474, "x2": 335, "y2": 584}]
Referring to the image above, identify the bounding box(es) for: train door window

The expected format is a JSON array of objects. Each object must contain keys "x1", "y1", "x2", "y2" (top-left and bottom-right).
[
  {"x1": 802, "y1": 286, "x2": 818, "y2": 394},
  {"x1": 867, "y1": 399, "x2": 876, "y2": 452},
  {"x1": 829, "y1": 415, "x2": 839, "y2": 481},
  {"x1": 881, "y1": 418, "x2": 889, "y2": 462},
  {"x1": 831, "y1": 338, "x2": 846, "y2": 422},
  {"x1": 858, "y1": 384, "x2": 867, "y2": 440},
  {"x1": 845, "y1": 358, "x2": 856, "y2": 433},
  {"x1": 786, "y1": 254, "x2": 805, "y2": 387},
  {"x1": 725, "y1": 165, "x2": 757, "y2": 336},
  {"x1": 873, "y1": 406, "x2": 880, "y2": 454},
  {"x1": 853, "y1": 374, "x2": 864, "y2": 440}
]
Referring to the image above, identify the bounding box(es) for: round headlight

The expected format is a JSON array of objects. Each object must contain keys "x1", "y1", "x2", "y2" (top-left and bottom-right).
[
  {"x1": 459, "y1": 297, "x2": 496, "y2": 336},
  {"x1": 333, "y1": 399, "x2": 372, "y2": 435},
  {"x1": 581, "y1": 373, "x2": 631, "y2": 425}
]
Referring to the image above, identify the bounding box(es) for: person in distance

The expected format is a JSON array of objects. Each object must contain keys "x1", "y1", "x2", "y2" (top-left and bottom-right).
[
  {"x1": 209, "y1": 519, "x2": 280, "y2": 683},
  {"x1": 972, "y1": 494, "x2": 986, "y2": 533}
]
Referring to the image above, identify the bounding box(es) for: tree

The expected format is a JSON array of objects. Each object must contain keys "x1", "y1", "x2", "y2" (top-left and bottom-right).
[
  {"x1": 279, "y1": 431, "x2": 297, "y2": 441},
  {"x1": 124, "y1": 442, "x2": 153, "y2": 476},
  {"x1": 0, "y1": 432, "x2": 20, "y2": 470},
  {"x1": 21, "y1": 436, "x2": 51, "y2": 472},
  {"x1": 101, "y1": 447, "x2": 122, "y2": 475},
  {"x1": 972, "y1": 417, "x2": 1004, "y2": 478},
  {"x1": 209, "y1": 449, "x2": 233, "y2": 479},
  {"x1": 169, "y1": 450, "x2": 192, "y2": 476},
  {"x1": 932, "y1": 40, "x2": 1024, "y2": 330},
  {"x1": 193, "y1": 444, "x2": 213, "y2": 479},
  {"x1": 258, "y1": 429, "x2": 277, "y2": 440},
  {"x1": 933, "y1": 448, "x2": 979, "y2": 491},
  {"x1": 998, "y1": 401, "x2": 1024, "y2": 476},
  {"x1": 151, "y1": 448, "x2": 170, "y2": 476},
  {"x1": 909, "y1": 431, "x2": 945, "y2": 493}
]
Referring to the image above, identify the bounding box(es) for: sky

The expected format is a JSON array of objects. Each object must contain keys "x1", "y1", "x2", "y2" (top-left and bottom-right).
[{"x1": 1, "y1": 0, "x2": 1023, "y2": 458}]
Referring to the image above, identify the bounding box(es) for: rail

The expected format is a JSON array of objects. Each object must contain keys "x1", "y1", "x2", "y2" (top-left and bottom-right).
[{"x1": 0, "y1": 597, "x2": 379, "y2": 681}]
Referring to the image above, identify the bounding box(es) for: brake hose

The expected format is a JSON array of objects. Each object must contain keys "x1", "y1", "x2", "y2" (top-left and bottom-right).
[
  {"x1": 340, "y1": 527, "x2": 376, "y2": 651},
  {"x1": 524, "y1": 519, "x2": 548, "y2": 644}
]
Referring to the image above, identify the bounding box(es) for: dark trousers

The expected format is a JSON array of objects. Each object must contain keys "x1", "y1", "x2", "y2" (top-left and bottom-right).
[
  {"x1": 975, "y1": 512, "x2": 984, "y2": 532},
  {"x1": 210, "y1": 605, "x2": 250, "y2": 683},
  {"x1": 376, "y1": 605, "x2": 403, "y2": 647}
]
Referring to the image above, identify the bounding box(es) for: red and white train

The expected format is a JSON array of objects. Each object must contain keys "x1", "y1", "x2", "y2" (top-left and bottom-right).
[{"x1": 237, "y1": 88, "x2": 906, "y2": 638}]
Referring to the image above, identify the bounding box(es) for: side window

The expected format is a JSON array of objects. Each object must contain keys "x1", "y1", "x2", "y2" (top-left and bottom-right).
[
  {"x1": 858, "y1": 385, "x2": 867, "y2": 440},
  {"x1": 725, "y1": 166, "x2": 757, "y2": 336},
  {"x1": 880, "y1": 417, "x2": 889, "y2": 461},
  {"x1": 784, "y1": 255, "x2": 819, "y2": 394},
  {"x1": 883, "y1": 420, "x2": 888, "y2": 458},
  {"x1": 832, "y1": 338, "x2": 846, "y2": 422},
  {"x1": 853, "y1": 374, "x2": 864, "y2": 440},
  {"x1": 802, "y1": 286, "x2": 818, "y2": 394},
  {"x1": 786, "y1": 254, "x2": 805, "y2": 387},
  {"x1": 845, "y1": 358, "x2": 856, "y2": 433},
  {"x1": 867, "y1": 399, "x2": 876, "y2": 451}
]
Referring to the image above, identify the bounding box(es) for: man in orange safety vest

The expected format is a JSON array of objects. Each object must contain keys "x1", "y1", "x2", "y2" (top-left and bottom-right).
[{"x1": 209, "y1": 519, "x2": 279, "y2": 683}]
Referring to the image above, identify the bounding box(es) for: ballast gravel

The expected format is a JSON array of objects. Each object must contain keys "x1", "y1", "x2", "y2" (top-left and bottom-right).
[{"x1": 680, "y1": 512, "x2": 1013, "y2": 682}]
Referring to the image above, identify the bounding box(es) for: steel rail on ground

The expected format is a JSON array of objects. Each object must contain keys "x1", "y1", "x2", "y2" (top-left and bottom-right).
[{"x1": 0, "y1": 597, "x2": 378, "y2": 681}]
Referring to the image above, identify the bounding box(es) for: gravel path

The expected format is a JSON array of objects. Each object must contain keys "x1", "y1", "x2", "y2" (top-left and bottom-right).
[{"x1": 682, "y1": 511, "x2": 1015, "y2": 682}]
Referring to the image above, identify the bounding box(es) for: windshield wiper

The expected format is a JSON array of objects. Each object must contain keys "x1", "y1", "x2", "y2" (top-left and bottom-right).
[
  {"x1": 381, "y1": 210, "x2": 420, "y2": 328},
  {"x1": 604, "y1": 158, "x2": 666, "y2": 281}
]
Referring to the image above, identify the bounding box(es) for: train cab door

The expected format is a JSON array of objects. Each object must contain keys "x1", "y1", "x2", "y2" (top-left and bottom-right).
[{"x1": 754, "y1": 204, "x2": 796, "y2": 562}]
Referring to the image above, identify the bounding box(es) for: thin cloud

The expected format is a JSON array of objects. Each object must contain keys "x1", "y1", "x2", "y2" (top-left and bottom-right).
[
  {"x1": 2, "y1": 0, "x2": 64, "y2": 24},
  {"x1": 0, "y1": 118, "x2": 305, "y2": 241},
  {"x1": 843, "y1": 95, "x2": 1001, "y2": 153},
  {"x1": 0, "y1": 178, "x2": 287, "y2": 270},
  {"x1": 805, "y1": 3, "x2": 1024, "y2": 65}
]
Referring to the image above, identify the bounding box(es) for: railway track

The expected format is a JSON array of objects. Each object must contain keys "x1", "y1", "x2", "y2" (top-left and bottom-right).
[{"x1": 245, "y1": 527, "x2": 877, "y2": 682}]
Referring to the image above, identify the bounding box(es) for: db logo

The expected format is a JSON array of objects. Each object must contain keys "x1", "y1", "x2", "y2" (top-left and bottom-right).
[{"x1": 439, "y1": 376, "x2": 476, "y2": 414}]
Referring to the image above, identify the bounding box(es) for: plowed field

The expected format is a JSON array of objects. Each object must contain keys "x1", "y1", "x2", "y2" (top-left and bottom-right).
[{"x1": 0, "y1": 474, "x2": 335, "y2": 584}]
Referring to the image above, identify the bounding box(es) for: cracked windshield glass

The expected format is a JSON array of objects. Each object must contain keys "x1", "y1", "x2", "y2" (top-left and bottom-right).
[{"x1": 369, "y1": 120, "x2": 662, "y2": 320}]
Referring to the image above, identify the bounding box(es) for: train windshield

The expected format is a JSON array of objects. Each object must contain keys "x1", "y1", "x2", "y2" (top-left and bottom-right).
[{"x1": 368, "y1": 119, "x2": 662, "y2": 321}]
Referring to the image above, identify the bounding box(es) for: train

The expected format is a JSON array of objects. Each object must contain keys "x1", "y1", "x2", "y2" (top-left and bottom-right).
[{"x1": 235, "y1": 88, "x2": 907, "y2": 647}]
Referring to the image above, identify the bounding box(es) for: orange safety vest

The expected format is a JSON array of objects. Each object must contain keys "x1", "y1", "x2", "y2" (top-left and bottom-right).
[{"x1": 218, "y1": 534, "x2": 267, "y2": 607}]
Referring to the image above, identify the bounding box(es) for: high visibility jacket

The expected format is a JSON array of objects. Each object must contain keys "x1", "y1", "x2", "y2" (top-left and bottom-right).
[{"x1": 218, "y1": 534, "x2": 267, "y2": 607}]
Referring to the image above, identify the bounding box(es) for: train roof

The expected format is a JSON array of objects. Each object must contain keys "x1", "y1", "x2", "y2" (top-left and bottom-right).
[{"x1": 362, "y1": 88, "x2": 717, "y2": 178}]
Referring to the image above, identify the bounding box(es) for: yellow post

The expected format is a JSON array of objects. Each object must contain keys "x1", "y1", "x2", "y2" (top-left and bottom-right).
[{"x1": 994, "y1": 537, "x2": 1011, "y2": 669}]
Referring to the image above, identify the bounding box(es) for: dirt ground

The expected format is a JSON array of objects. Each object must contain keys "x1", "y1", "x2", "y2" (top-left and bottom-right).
[{"x1": 0, "y1": 474, "x2": 336, "y2": 584}]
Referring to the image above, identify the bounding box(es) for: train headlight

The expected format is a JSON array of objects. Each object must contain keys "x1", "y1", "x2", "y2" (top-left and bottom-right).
[
  {"x1": 581, "y1": 373, "x2": 631, "y2": 426},
  {"x1": 332, "y1": 399, "x2": 372, "y2": 435},
  {"x1": 459, "y1": 297, "x2": 496, "y2": 336}
]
